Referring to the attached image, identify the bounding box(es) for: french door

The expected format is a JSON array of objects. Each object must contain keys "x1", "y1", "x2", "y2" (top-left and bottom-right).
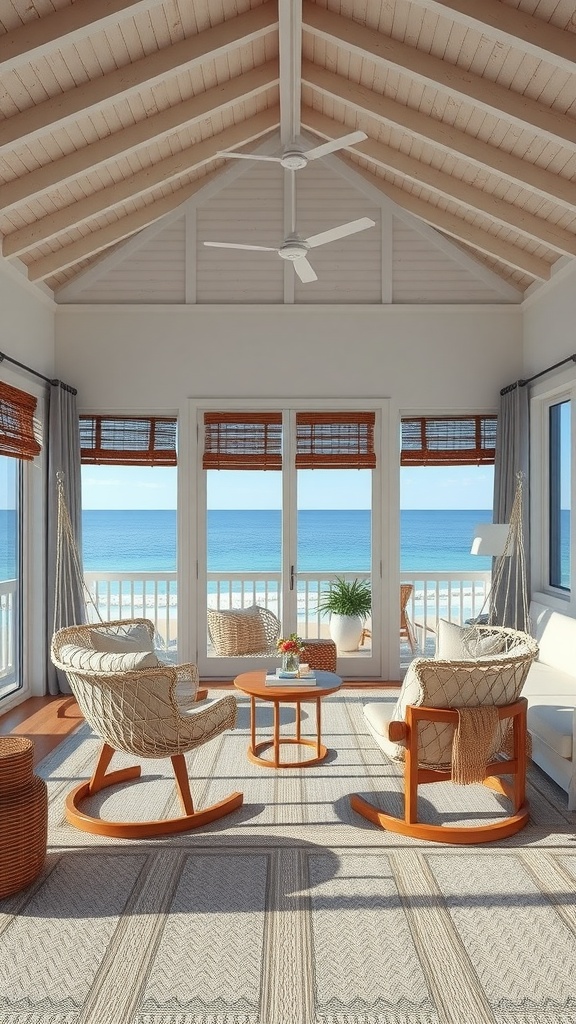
[{"x1": 193, "y1": 400, "x2": 388, "y2": 679}]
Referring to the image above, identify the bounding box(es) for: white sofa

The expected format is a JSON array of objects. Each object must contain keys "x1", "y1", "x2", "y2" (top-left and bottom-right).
[{"x1": 523, "y1": 601, "x2": 576, "y2": 809}]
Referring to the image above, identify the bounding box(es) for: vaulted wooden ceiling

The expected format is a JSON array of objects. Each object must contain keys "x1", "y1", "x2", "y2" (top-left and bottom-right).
[{"x1": 1, "y1": 0, "x2": 575, "y2": 296}]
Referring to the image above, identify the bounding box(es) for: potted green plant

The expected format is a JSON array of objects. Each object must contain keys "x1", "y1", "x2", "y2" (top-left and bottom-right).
[{"x1": 318, "y1": 577, "x2": 371, "y2": 652}]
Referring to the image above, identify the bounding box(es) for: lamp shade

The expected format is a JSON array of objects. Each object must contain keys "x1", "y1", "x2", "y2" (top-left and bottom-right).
[{"x1": 470, "y1": 523, "x2": 511, "y2": 556}]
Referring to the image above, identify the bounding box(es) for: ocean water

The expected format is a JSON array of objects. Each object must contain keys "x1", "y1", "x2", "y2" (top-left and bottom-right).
[{"x1": 76, "y1": 508, "x2": 495, "y2": 573}]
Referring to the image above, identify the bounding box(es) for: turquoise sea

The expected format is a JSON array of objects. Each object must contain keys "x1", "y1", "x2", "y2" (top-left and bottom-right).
[{"x1": 77, "y1": 508, "x2": 495, "y2": 573}]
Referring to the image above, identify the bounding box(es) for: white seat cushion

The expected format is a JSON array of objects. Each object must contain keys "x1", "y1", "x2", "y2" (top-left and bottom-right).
[
  {"x1": 363, "y1": 701, "x2": 400, "y2": 760},
  {"x1": 527, "y1": 704, "x2": 574, "y2": 759},
  {"x1": 58, "y1": 644, "x2": 161, "y2": 673},
  {"x1": 523, "y1": 660, "x2": 576, "y2": 698}
]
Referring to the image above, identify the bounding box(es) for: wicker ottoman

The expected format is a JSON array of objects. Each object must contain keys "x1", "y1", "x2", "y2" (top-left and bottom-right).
[
  {"x1": 0, "y1": 737, "x2": 48, "y2": 898},
  {"x1": 301, "y1": 639, "x2": 337, "y2": 673}
]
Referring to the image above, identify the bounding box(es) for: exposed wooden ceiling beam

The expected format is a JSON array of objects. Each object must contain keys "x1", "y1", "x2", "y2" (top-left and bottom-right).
[
  {"x1": 0, "y1": 3, "x2": 278, "y2": 152},
  {"x1": 4, "y1": 109, "x2": 279, "y2": 257},
  {"x1": 302, "y1": 62, "x2": 576, "y2": 212},
  {"x1": 26, "y1": 167, "x2": 229, "y2": 282},
  {"x1": 302, "y1": 2, "x2": 576, "y2": 150},
  {"x1": 408, "y1": 0, "x2": 576, "y2": 75},
  {"x1": 278, "y1": 0, "x2": 302, "y2": 145},
  {"x1": 0, "y1": 0, "x2": 162, "y2": 74},
  {"x1": 0, "y1": 62, "x2": 279, "y2": 210},
  {"x1": 341, "y1": 158, "x2": 551, "y2": 280},
  {"x1": 302, "y1": 108, "x2": 576, "y2": 258}
]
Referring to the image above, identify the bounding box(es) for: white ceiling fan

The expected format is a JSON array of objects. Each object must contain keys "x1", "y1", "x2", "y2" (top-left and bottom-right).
[
  {"x1": 217, "y1": 130, "x2": 368, "y2": 170},
  {"x1": 204, "y1": 216, "x2": 376, "y2": 283}
]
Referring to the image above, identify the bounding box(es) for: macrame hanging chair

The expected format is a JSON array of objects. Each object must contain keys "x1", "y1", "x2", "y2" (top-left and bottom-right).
[{"x1": 53, "y1": 472, "x2": 171, "y2": 657}]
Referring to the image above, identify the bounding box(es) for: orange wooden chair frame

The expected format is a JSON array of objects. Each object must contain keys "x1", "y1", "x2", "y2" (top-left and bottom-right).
[
  {"x1": 66, "y1": 740, "x2": 243, "y2": 839},
  {"x1": 351, "y1": 697, "x2": 529, "y2": 844}
]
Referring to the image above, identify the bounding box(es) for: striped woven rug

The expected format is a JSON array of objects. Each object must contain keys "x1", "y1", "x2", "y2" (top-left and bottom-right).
[{"x1": 2, "y1": 689, "x2": 576, "y2": 1024}]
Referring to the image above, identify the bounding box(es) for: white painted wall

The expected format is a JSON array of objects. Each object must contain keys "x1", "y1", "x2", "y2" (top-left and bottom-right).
[
  {"x1": 522, "y1": 263, "x2": 576, "y2": 377},
  {"x1": 0, "y1": 262, "x2": 55, "y2": 706},
  {"x1": 55, "y1": 304, "x2": 522, "y2": 412}
]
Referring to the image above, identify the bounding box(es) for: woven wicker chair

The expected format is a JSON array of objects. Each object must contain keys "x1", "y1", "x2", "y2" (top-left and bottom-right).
[
  {"x1": 51, "y1": 619, "x2": 242, "y2": 838},
  {"x1": 207, "y1": 604, "x2": 281, "y2": 657},
  {"x1": 351, "y1": 627, "x2": 539, "y2": 843}
]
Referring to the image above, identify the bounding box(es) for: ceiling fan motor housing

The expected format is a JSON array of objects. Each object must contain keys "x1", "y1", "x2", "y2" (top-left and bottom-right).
[
  {"x1": 280, "y1": 151, "x2": 308, "y2": 170},
  {"x1": 279, "y1": 240, "x2": 309, "y2": 261}
]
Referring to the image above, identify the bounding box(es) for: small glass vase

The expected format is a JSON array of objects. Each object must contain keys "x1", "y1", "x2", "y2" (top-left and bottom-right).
[{"x1": 281, "y1": 651, "x2": 300, "y2": 675}]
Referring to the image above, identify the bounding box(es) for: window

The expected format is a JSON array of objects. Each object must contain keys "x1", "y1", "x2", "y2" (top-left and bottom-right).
[
  {"x1": 0, "y1": 454, "x2": 22, "y2": 698},
  {"x1": 549, "y1": 400, "x2": 571, "y2": 590}
]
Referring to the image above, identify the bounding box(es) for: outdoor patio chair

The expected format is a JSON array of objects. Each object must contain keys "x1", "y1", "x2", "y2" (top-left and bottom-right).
[
  {"x1": 51, "y1": 618, "x2": 243, "y2": 838},
  {"x1": 360, "y1": 583, "x2": 418, "y2": 653},
  {"x1": 351, "y1": 626, "x2": 539, "y2": 843},
  {"x1": 207, "y1": 604, "x2": 281, "y2": 657}
]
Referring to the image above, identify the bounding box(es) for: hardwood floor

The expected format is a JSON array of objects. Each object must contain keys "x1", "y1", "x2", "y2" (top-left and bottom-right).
[{"x1": 0, "y1": 696, "x2": 83, "y2": 766}]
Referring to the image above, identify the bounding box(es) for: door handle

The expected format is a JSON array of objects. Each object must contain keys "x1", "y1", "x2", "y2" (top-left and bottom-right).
[{"x1": 290, "y1": 564, "x2": 295, "y2": 591}]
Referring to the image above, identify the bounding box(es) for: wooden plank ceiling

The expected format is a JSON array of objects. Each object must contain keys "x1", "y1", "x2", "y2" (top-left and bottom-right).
[{"x1": 0, "y1": 0, "x2": 575, "y2": 296}]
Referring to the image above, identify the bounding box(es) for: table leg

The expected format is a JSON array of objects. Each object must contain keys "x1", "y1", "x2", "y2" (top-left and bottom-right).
[
  {"x1": 250, "y1": 696, "x2": 256, "y2": 755},
  {"x1": 296, "y1": 702, "x2": 301, "y2": 742},
  {"x1": 316, "y1": 697, "x2": 322, "y2": 759},
  {"x1": 273, "y1": 701, "x2": 280, "y2": 768}
]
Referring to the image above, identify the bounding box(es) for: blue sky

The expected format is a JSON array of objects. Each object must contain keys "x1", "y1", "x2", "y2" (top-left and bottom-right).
[{"x1": 81, "y1": 464, "x2": 496, "y2": 510}]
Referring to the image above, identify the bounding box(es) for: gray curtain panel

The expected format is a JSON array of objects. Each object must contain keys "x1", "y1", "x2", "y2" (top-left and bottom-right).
[
  {"x1": 46, "y1": 384, "x2": 85, "y2": 695},
  {"x1": 492, "y1": 384, "x2": 530, "y2": 631}
]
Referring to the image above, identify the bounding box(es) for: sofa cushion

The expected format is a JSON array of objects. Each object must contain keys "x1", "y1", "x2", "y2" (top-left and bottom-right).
[
  {"x1": 58, "y1": 644, "x2": 161, "y2": 673},
  {"x1": 522, "y1": 660, "x2": 576, "y2": 698},
  {"x1": 363, "y1": 700, "x2": 400, "y2": 760},
  {"x1": 527, "y1": 704, "x2": 574, "y2": 759},
  {"x1": 530, "y1": 601, "x2": 576, "y2": 676},
  {"x1": 90, "y1": 623, "x2": 154, "y2": 654}
]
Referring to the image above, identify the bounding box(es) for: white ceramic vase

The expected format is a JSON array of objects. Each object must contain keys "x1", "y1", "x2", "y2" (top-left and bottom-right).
[{"x1": 329, "y1": 613, "x2": 363, "y2": 652}]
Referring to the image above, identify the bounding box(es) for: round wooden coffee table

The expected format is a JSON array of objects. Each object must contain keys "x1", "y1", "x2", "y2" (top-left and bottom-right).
[{"x1": 234, "y1": 670, "x2": 342, "y2": 768}]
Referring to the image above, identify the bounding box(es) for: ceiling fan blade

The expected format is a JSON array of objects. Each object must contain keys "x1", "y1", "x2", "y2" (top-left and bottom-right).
[
  {"x1": 305, "y1": 217, "x2": 376, "y2": 249},
  {"x1": 203, "y1": 241, "x2": 277, "y2": 252},
  {"x1": 217, "y1": 152, "x2": 282, "y2": 163},
  {"x1": 293, "y1": 257, "x2": 318, "y2": 283},
  {"x1": 303, "y1": 131, "x2": 367, "y2": 161}
]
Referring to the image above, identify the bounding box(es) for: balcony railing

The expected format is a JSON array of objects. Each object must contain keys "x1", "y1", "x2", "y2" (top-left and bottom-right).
[
  {"x1": 84, "y1": 569, "x2": 492, "y2": 656},
  {"x1": 0, "y1": 578, "x2": 17, "y2": 684}
]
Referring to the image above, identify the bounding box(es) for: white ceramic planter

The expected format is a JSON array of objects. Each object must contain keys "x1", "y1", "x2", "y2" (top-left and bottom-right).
[{"x1": 329, "y1": 613, "x2": 364, "y2": 652}]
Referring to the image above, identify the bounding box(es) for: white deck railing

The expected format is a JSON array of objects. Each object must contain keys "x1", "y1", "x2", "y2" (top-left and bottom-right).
[
  {"x1": 83, "y1": 569, "x2": 492, "y2": 651},
  {"x1": 0, "y1": 578, "x2": 17, "y2": 683}
]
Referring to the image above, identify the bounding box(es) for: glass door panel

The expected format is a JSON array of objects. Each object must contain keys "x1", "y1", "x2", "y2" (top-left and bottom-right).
[
  {"x1": 0, "y1": 455, "x2": 21, "y2": 700},
  {"x1": 206, "y1": 469, "x2": 282, "y2": 666},
  {"x1": 296, "y1": 469, "x2": 376, "y2": 672}
]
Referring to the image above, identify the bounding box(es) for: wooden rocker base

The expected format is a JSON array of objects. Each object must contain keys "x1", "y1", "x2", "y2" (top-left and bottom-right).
[
  {"x1": 65, "y1": 745, "x2": 243, "y2": 838},
  {"x1": 350, "y1": 791, "x2": 529, "y2": 844}
]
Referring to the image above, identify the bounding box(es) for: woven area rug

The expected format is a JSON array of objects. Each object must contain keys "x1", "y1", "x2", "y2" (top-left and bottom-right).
[{"x1": 2, "y1": 689, "x2": 576, "y2": 1023}]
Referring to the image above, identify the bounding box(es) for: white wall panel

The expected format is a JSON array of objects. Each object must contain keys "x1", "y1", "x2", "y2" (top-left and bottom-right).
[
  {"x1": 196, "y1": 163, "x2": 284, "y2": 304},
  {"x1": 522, "y1": 264, "x2": 576, "y2": 377},
  {"x1": 73, "y1": 219, "x2": 187, "y2": 304},
  {"x1": 55, "y1": 305, "x2": 522, "y2": 414},
  {"x1": 392, "y1": 220, "x2": 508, "y2": 304}
]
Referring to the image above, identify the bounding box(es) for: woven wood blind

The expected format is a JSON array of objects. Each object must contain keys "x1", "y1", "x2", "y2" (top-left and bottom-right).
[
  {"x1": 79, "y1": 416, "x2": 177, "y2": 465},
  {"x1": 0, "y1": 380, "x2": 41, "y2": 460},
  {"x1": 203, "y1": 412, "x2": 282, "y2": 470},
  {"x1": 295, "y1": 412, "x2": 376, "y2": 468},
  {"x1": 401, "y1": 415, "x2": 497, "y2": 466}
]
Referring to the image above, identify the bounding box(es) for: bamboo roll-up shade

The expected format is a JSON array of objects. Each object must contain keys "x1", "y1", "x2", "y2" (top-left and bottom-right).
[
  {"x1": 295, "y1": 412, "x2": 376, "y2": 468},
  {"x1": 79, "y1": 416, "x2": 177, "y2": 465},
  {"x1": 401, "y1": 415, "x2": 497, "y2": 466},
  {"x1": 203, "y1": 412, "x2": 282, "y2": 470},
  {"x1": 0, "y1": 381, "x2": 41, "y2": 460}
]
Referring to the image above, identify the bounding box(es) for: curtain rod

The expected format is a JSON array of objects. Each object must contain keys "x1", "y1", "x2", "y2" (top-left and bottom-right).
[
  {"x1": 500, "y1": 353, "x2": 576, "y2": 396},
  {"x1": 0, "y1": 349, "x2": 77, "y2": 395}
]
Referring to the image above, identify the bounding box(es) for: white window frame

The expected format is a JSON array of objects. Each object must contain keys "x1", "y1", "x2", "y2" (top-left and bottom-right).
[{"x1": 530, "y1": 369, "x2": 576, "y2": 612}]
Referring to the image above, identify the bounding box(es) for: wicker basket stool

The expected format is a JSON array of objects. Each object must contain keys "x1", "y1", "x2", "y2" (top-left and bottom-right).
[
  {"x1": 0, "y1": 737, "x2": 47, "y2": 898},
  {"x1": 301, "y1": 639, "x2": 337, "y2": 673}
]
